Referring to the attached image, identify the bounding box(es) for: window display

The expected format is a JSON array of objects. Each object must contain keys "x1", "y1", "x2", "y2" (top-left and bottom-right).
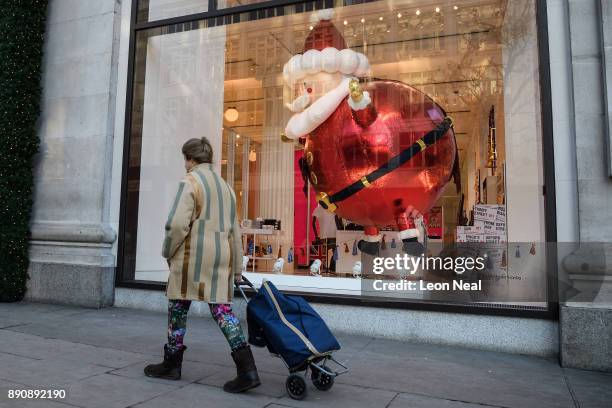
[{"x1": 122, "y1": 0, "x2": 548, "y2": 308}]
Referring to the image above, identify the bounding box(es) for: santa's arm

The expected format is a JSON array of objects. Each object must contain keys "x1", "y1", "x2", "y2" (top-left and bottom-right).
[
  {"x1": 283, "y1": 77, "x2": 352, "y2": 140},
  {"x1": 348, "y1": 79, "x2": 377, "y2": 128}
]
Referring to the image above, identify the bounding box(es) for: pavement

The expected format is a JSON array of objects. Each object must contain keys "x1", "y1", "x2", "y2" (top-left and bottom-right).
[{"x1": 0, "y1": 302, "x2": 610, "y2": 408}]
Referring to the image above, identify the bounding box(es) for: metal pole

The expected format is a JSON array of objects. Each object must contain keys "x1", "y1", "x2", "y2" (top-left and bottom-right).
[
  {"x1": 242, "y1": 137, "x2": 250, "y2": 220},
  {"x1": 306, "y1": 179, "x2": 310, "y2": 266}
]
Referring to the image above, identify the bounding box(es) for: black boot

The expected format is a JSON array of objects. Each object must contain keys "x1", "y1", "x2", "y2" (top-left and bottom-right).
[
  {"x1": 358, "y1": 240, "x2": 380, "y2": 256},
  {"x1": 144, "y1": 345, "x2": 186, "y2": 380},
  {"x1": 402, "y1": 238, "x2": 425, "y2": 256},
  {"x1": 223, "y1": 345, "x2": 261, "y2": 393}
]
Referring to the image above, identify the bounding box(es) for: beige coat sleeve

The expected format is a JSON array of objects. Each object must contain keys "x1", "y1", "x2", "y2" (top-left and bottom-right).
[
  {"x1": 229, "y1": 189, "x2": 243, "y2": 279},
  {"x1": 162, "y1": 179, "x2": 195, "y2": 260}
]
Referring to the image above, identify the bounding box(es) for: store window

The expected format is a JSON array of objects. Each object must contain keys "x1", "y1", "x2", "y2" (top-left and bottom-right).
[
  {"x1": 121, "y1": 0, "x2": 550, "y2": 309},
  {"x1": 136, "y1": 0, "x2": 307, "y2": 22}
]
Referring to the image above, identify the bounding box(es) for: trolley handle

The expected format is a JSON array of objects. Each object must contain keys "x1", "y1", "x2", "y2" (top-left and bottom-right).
[
  {"x1": 235, "y1": 275, "x2": 254, "y2": 288},
  {"x1": 235, "y1": 275, "x2": 255, "y2": 303}
]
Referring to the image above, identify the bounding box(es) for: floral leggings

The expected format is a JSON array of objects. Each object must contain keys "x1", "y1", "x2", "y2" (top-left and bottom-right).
[{"x1": 167, "y1": 299, "x2": 247, "y2": 352}]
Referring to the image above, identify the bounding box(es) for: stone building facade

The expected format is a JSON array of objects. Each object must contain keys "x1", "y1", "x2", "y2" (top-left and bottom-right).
[{"x1": 24, "y1": 0, "x2": 612, "y2": 371}]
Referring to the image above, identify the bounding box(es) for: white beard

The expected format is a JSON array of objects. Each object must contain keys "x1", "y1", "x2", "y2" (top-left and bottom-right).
[{"x1": 284, "y1": 76, "x2": 352, "y2": 139}]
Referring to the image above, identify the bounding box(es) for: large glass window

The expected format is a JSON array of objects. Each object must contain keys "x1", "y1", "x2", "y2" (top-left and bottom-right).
[{"x1": 121, "y1": 0, "x2": 549, "y2": 310}]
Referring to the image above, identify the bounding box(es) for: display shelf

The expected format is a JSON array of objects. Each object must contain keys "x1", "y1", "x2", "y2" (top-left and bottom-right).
[
  {"x1": 241, "y1": 227, "x2": 281, "y2": 272},
  {"x1": 240, "y1": 228, "x2": 275, "y2": 235}
]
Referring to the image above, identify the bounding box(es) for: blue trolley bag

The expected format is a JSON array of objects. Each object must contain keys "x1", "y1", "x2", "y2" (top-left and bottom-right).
[{"x1": 246, "y1": 280, "x2": 340, "y2": 371}]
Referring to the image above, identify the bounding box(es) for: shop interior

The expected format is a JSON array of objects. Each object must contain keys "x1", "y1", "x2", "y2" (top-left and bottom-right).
[{"x1": 217, "y1": 0, "x2": 542, "y2": 273}]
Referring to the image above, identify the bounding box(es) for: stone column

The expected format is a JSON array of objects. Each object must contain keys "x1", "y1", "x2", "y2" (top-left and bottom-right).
[
  {"x1": 26, "y1": 0, "x2": 123, "y2": 307},
  {"x1": 557, "y1": 0, "x2": 612, "y2": 372}
]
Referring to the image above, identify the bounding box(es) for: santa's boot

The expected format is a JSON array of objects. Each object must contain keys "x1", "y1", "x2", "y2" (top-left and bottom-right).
[
  {"x1": 144, "y1": 344, "x2": 186, "y2": 380},
  {"x1": 223, "y1": 345, "x2": 261, "y2": 393},
  {"x1": 397, "y1": 213, "x2": 425, "y2": 256},
  {"x1": 358, "y1": 226, "x2": 381, "y2": 256}
]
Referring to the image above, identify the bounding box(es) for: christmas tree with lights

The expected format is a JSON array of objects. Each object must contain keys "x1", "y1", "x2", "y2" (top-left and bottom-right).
[{"x1": 0, "y1": 1, "x2": 48, "y2": 301}]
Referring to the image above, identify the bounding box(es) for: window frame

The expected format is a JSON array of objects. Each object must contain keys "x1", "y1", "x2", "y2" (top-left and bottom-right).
[{"x1": 116, "y1": 0, "x2": 559, "y2": 320}]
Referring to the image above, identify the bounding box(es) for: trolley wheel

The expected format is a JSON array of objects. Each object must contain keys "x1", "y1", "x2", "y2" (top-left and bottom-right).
[
  {"x1": 311, "y1": 366, "x2": 334, "y2": 391},
  {"x1": 286, "y1": 374, "x2": 307, "y2": 400}
]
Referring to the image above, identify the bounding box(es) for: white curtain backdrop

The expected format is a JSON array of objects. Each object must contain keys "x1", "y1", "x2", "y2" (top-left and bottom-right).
[{"x1": 135, "y1": 27, "x2": 226, "y2": 280}]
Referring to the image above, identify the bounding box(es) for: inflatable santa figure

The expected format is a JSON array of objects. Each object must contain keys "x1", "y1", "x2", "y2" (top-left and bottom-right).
[{"x1": 283, "y1": 9, "x2": 460, "y2": 256}]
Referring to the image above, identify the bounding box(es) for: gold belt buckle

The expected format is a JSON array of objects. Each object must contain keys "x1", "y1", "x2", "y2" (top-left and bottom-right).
[
  {"x1": 416, "y1": 139, "x2": 427, "y2": 151},
  {"x1": 445, "y1": 116, "x2": 454, "y2": 128},
  {"x1": 316, "y1": 192, "x2": 337, "y2": 213}
]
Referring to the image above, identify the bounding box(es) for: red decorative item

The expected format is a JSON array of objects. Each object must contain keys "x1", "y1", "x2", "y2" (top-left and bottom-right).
[
  {"x1": 304, "y1": 80, "x2": 456, "y2": 229},
  {"x1": 284, "y1": 10, "x2": 458, "y2": 241}
]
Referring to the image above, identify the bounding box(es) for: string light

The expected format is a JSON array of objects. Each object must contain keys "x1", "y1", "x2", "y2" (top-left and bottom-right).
[
  {"x1": 397, "y1": 12, "x2": 402, "y2": 18},
  {"x1": 454, "y1": 5, "x2": 459, "y2": 10},
  {"x1": 224, "y1": 107, "x2": 239, "y2": 122},
  {"x1": 435, "y1": 7, "x2": 440, "y2": 13},
  {"x1": 360, "y1": 17, "x2": 365, "y2": 23},
  {"x1": 379, "y1": 16, "x2": 383, "y2": 21},
  {"x1": 416, "y1": 9, "x2": 421, "y2": 16},
  {"x1": 343, "y1": 20, "x2": 348, "y2": 25}
]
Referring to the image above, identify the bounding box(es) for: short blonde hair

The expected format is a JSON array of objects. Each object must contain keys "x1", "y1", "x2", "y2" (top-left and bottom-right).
[{"x1": 182, "y1": 137, "x2": 213, "y2": 164}]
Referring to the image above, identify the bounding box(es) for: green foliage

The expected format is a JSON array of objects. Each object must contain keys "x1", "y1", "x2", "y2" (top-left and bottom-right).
[{"x1": 0, "y1": 1, "x2": 48, "y2": 301}]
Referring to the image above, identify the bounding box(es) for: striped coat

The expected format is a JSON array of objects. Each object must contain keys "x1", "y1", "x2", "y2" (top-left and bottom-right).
[{"x1": 162, "y1": 163, "x2": 242, "y2": 303}]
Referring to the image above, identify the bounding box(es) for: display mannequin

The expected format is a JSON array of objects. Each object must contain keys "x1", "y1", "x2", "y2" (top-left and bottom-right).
[{"x1": 312, "y1": 204, "x2": 339, "y2": 272}]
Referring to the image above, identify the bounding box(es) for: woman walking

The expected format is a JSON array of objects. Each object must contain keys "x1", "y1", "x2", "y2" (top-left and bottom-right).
[{"x1": 144, "y1": 137, "x2": 260, "y2": 393}]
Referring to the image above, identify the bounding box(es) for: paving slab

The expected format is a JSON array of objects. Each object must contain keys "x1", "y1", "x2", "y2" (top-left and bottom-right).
[
  {"x1": 197, "y1": 365, "x2": 288, "y2": 398},
  {"x1": 0, "y1": 353, "x2": 110, "y2": 388},
  {"x1": 132, "y1": 383, "x2": 274, "y2": 408},
  {"x1": 0, "y1": 331, "x2": 75, "y2": 360},
  {"x1": 64, "y1": 373, "x2": 179, "y2": 408},
  {"x1": 109, "y1": 360, "x2": 226, "y2": 385},
  {"x1": 276, "y1": 382, "x2": 397, "y2": 408},
  {"x1": 563, "y1": 368, "x2": 612, "y2": 408},
  {"x1": 0, "y1": 318, "x2": 24, "y2": 329},
  {"x1": 388, "y1": 393, "x2": 501, "y2": 408},
  {"x1": 0, "y1": 400, "x2": 73, "y2": 408},
  {"x1": 59, "y1": 343, "x2": 150, "y2": 369},
  {"x1": 266, "y1": 405, "x2": 304, "y2": 408},
  {"x1": 331, "y1": 333, "x2": 374, "y2": 356},
  {"x1": 0, "y1": 303, "x2": 95, "y2": 324},
  {"x1": 0, "y1": 330, "x2": 149, "y2": 370},
  {"x1": 336, "y1": 348, "x2": 574, "y2": 408},
  {"x1": 365, "y1": 337, "x2": 561, "y2": 375},
  {"x1": 8, "y1": 307, "x2": 231, "y2": 360},
  {"x1": 6, "y1": 309, "x2": 167, "y2": 352}
]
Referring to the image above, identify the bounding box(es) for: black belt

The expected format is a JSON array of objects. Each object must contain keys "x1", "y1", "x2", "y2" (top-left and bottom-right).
[{"x1": 317, "y1": 116, "x2": 453, "y2": 212}]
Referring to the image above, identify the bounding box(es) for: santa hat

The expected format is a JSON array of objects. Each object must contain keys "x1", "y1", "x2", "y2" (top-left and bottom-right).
[{"x1": 282, "y1": 9, "x2": 370, "y2": 86}]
